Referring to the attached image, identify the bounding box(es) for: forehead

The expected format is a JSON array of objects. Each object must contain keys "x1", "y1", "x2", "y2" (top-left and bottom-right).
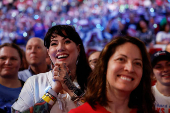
[
  {"x1": 89, "y1": 52, "x2": 100, "y2": 59},
  {"x1": 155, "y1": 60, "x2": 170, "y2": 64},
  {"x1": 0, "y1": 47, "x2": 19, "y2": 57},
  {"x1": 113, "y1": 42, "x2": 142, "y2": 58},
  {"x1": 26, "y1": 38, "x2": 43, "y2": 46}
]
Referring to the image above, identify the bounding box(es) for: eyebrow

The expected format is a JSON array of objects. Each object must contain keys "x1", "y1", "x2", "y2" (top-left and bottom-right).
[{"x1": 120, "y1": 54, "x2": 142, "y2": 61}]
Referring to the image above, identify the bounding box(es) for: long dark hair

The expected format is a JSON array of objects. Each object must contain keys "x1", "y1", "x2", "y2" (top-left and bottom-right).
[
  {"x1": 44, "y1": 25, "x2": 91, "y2": 91},
  {"x1": 85, "y1": 36, "x2": 156, "y2": 113}
]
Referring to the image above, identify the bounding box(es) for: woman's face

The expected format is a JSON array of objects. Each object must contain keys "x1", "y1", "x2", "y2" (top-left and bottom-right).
[
  {"x1": 165, "y1": 24, "x2": 170, "y2": 32},
  {"x1": 47, "y1": 34, "x2": 80, "y2": 70},
  {"x1": 0, "y1": 47, "x2": 21, "y2": 78},
  {"x1": 139, "y1": 20, "x2": 147, "y2": 29},
  {"x1": 106, "y1": 42, "x2": 143, "y2": 93}
]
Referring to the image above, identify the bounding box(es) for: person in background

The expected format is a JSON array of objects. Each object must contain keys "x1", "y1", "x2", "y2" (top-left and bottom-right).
[
  {"x1": 88, "y1": 51, "x2": 101, "y2": 70},
  {"x1": 165, "y1": 43, "x2": 170, "y2": 53},
  {"x1": 151, "y1": 51, "x2": 170, "y2": 113},
  {"x1": 12, "y1": 25, "x2": 91, "y2": 113},
  {"x1": 156, "y1": 23, "x2": 170, "y2": 44},
  {"x1": 18, "y1": 37, "x2": 51, "y2": 82},
  {"x1": 0, "y1": 43, "x2": 24, "y2": 113},
  {"x1": 136, "y1": 19, "x2": 155, "y2": 49},
  {"x1": 69, "y1": 36, "x2": 157, "y2": 113}
]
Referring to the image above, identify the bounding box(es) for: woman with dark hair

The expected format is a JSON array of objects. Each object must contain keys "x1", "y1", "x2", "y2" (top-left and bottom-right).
[
  {"x1": 136, "y1": 19, "x2": 155, "y2": 49},
  {"x1": 12, "y1": 25, "x2": 91, "y2": 113},
  {"x1": 0, "y1": 43, "x2": 24, "y2": 113},
  {"x1": 156, "y1": 23, "x2": 170, "y2": 44},
  {"x1": 69, "y1": 36, "x2": 157, "y2": 113}
]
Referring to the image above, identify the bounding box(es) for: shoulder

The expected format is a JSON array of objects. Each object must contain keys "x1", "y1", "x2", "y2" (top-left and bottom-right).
[{"x1": 28, "y1": 71, "x2": 52, "y2": 84}]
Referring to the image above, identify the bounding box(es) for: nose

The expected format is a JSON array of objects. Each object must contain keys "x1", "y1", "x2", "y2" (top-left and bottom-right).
[
  {"x1": 5, "y1": 59, "x2": 12, "y2": 65},
  {"x1": 163, "y1": 66, "x2": 169, "y2": 73},
  {"x1": 124, "y1": 61, "x2": 134, "y2": 73},
  {"x1": 57, "y1": 42, "x2": 65, "y2": 52},
  {"x1": 30, "y1": 47, "x2": 36, "y2": 53}
]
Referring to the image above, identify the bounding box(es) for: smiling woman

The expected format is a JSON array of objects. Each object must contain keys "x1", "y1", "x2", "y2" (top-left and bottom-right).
[
  {"x1": 0, "y1": 43, "x2": 24, "y2": 113},
  {"x1": 69, "y1": 36, "x2": 158, "y2": 113},
  {"x1": 12, "y1": 25, "x2": 91, "y2": 113}
]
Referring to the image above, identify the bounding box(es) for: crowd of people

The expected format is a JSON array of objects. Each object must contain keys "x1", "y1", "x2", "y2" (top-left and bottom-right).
[
  {"x1": 0, "y1": 0, "x2": 170, "y2": 53},
  {"x1": 0, "y1": 0, "x2": 170, "y2": 113}
]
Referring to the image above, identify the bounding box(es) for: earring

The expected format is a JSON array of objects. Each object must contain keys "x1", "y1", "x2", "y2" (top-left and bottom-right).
[{"x1": 76, "y1": 55, "x2": 80, "y2": 65}]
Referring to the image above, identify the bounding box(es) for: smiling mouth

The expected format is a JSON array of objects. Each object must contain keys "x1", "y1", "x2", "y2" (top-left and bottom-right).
[
  {"x1": 162, "y1": 75, "x2": 170, "y2": 77},
  {"x1": 117, "y1": 75, "x2": 134, "y2": 81},
  {"x1": 57, "y1": 54, "x2": 69, "y2": 59}
]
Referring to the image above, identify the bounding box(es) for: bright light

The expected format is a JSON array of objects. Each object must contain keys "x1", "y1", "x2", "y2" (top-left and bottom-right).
[
  {"x1": 66, "y1": 20, "x2": 71, "y2": 25},
  {"x1": 150, "y1": 8, "x2": 154, "y2": 13},
  {"x1": 34, "y1": 15, "x2": 39, "y2": 20},
  {"x1": 153, "y1": 24, "x2": 157, "y2": 28},
  {"x1": 52, "y1": 22, "x2": 56, "y2": 26},
  {"x1": 73, "y1": 18, "x2": 78, "y2": 23},
  {"x1": 12, "y1": 12, "x2": 17, "y2": 17},
  {"x1": 23, "y1": 32, "x2": 27, "y2": 37}
]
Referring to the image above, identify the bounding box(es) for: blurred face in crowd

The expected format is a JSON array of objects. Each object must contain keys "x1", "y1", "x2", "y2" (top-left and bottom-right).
[
  {"x1": 47, "y1": 34, "x2": 80, "y2": 69},
  {"x1": 165, "y1": 24, "x2": 170, "y2": 32},
  {"x1": 139, "y1": 20, "x2": 147, "y2": 29},
  {"x1": 153, "y1": 60, "x2": 170, "y2": 86},
  {"x1": 0, "y1": 47, "x2": 21, "y2": 78},
  {"x1": 88, "y1": 51, "x2": 101, "y2": 70},
  {"x1": 26, "y1": 38, "x2": 47, "y2": 66},
  {"x1": 106, "y1": 42, "x2": 143, "y2": 93},
  {"x1": 166, "y1": 44, "x2": 170, "y2": 53}
]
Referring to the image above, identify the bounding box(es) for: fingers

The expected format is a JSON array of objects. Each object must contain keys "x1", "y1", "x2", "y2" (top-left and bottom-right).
[{"x1": 52, "y1": 63, "x2": 69, "y2": 81}]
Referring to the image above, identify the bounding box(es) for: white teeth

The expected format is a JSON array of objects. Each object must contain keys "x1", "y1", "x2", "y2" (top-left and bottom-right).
[
  {"x1": 58, "y1": 55, "x2": 68, "y2": 59},
  {"x1": 163, "y1": 75, "x2": 170, "y2": 77},
  {"x1": 120, "y1": 76, "x2": 132, "y2": 81}
]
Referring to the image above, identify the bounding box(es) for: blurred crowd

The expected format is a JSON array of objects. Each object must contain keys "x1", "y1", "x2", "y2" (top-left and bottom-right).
[{"x1": 0, "y1": 0, "x2": 170, "y2": 53}]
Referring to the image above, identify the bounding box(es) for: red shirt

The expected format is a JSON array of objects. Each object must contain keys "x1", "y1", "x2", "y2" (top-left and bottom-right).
[{"x1": 69, "y1": 102, "x2": 137, "y2": 113}]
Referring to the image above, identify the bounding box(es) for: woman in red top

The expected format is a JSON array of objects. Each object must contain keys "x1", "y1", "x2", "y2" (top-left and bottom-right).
[{"x1": 69, "y1": 36, "x2": 157, "y2": 113}]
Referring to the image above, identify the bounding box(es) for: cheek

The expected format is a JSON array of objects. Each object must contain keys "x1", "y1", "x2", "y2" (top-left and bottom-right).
[{"x1": 48, "y1": 48, "x2": 56, "y2": 59}]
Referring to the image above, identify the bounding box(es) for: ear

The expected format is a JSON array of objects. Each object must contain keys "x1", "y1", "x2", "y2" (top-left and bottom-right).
[
  {"x1": 46, "y1": 50, "x2": 49, "y2": 58},
  {"x1": 77, "y1": 44, "x2": 81, "y2": 53},
  {"x1": 47, "y1": 49, "x2": 49, "y2": 56}
]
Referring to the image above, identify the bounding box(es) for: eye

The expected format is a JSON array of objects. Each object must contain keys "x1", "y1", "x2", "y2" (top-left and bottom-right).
[
  {"x1": 117, "y1": 57, "x2": 125, "y2": 62},
  {"x1": 135, "y1": 62, "x2": 142, "y2": 67},
  {"x1": 26, "y1": 47, "x2": 31, "y2": 50},
  {"x1": 50, "y1": 42, "x2": 57, "y2": 46},
  {"x1": 0, "y1": 57, "x2": 5, "y2": 60},
  {"x1": 11, "y1": 57, "x2": 17, "y2": 60},
  {"x1": 65, "y1": 40, "x2": 71, "y2": 44},
  {"x1": 154, "y1": 65, "x2": 162, "y2": 69}
]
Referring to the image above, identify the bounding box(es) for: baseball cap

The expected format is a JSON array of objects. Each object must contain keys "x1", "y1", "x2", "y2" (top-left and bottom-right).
[{"x1": 151, "y1": 51, "x2": 170, "y2": 67}]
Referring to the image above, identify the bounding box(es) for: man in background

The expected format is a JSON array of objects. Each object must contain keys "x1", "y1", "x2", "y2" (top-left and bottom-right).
[{"x1": 18, "y1": 37, "x2": 51, "y2": 81}]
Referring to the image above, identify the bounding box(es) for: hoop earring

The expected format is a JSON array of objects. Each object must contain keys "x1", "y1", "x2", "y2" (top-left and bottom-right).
[{"x1": 76, "y1": 55, "x2": 80, "y2": 65}]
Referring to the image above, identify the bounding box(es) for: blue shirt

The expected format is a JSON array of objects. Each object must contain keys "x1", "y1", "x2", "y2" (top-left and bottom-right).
[{"x1": 0, "y1": 84, "x2": 22, "y2": 113}]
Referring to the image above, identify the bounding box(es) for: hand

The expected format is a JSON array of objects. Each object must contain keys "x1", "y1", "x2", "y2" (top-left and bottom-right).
[{"x1": 52, "y1": 63, "x2": 77, "y2": 94}]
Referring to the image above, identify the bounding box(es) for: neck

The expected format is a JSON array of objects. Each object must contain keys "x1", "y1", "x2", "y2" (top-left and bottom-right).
[
  {"x1": 105, "y1": 88, "x2": 131, "y2": 113},
  {"x1": 30, "y1": 63, "x2": 49, "y2": 74},
  {"x1": 0, "y1": 76, "x2": 21, "y2": 88},
  {"x1": 156, "y1": 82, "x2": 170, "y2": 96}
]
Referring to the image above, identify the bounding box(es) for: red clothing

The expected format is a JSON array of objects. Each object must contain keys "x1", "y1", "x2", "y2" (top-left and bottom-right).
[{"x1": 69, "y1": 102, "x2": 137, "y2": 113}]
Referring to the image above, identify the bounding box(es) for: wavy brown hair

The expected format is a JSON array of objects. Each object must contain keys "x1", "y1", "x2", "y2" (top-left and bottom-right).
[{"x1": 85, "y1": 36, "x2": 156, "y2": 113}]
